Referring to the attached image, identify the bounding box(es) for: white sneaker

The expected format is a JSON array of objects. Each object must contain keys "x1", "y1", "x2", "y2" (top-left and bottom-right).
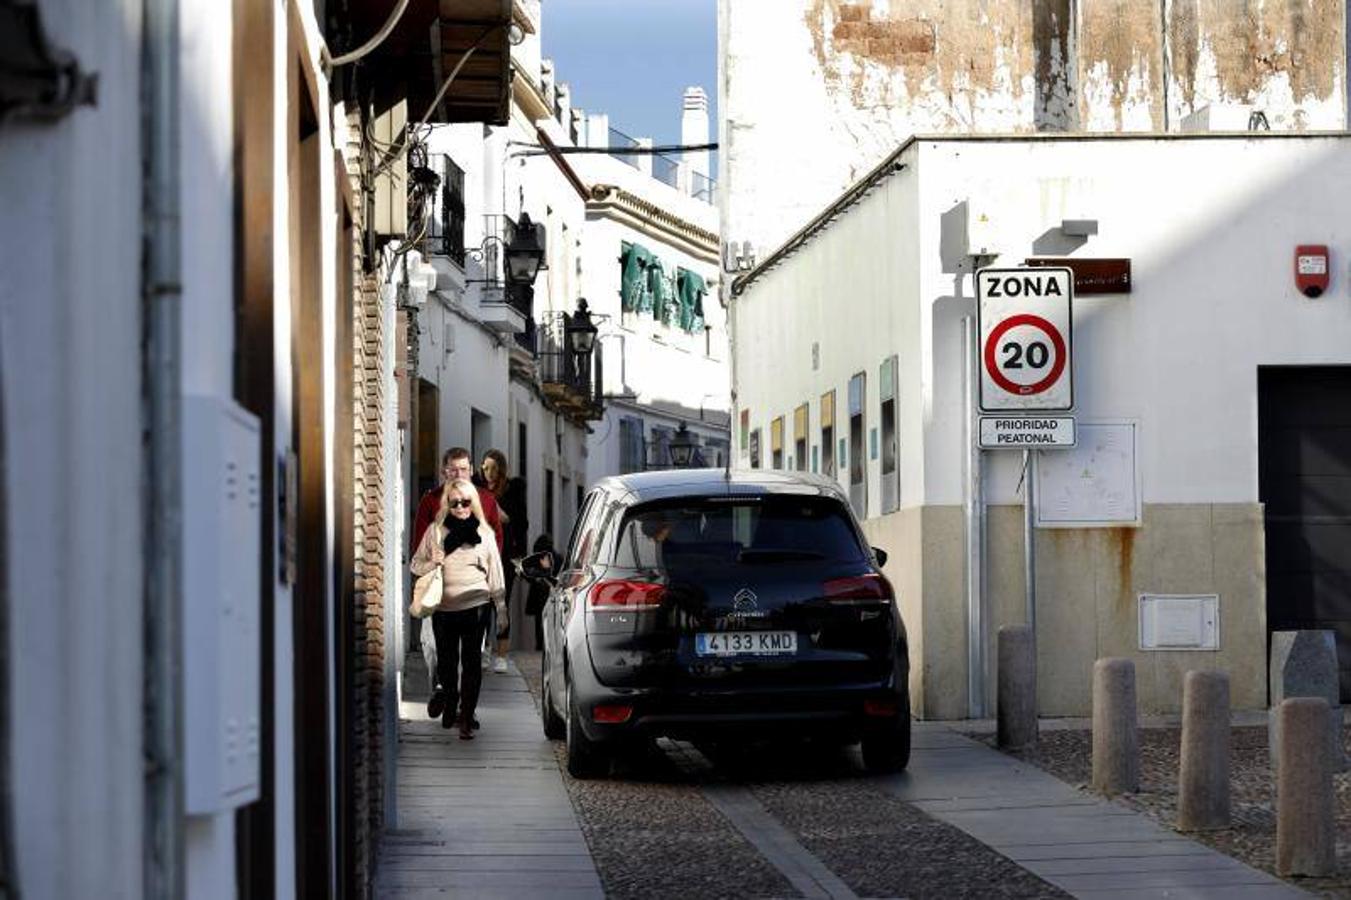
[
  {"x1": 481, "y1": 654, "x2": 492, "y2": 671},
  {"x1": 493, "y1": 656, "x2": 509, "y2": 674}
]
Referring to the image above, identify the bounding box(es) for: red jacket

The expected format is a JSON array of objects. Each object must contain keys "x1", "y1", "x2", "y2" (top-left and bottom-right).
[{"x1": 411, "y1": 483, "x2": 502, "y2": 556}]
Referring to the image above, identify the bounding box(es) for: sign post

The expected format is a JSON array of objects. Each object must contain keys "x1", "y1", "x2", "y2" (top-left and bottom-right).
[{"x1": 975, "y1": 267, "x2": 1075, "y2": 711}]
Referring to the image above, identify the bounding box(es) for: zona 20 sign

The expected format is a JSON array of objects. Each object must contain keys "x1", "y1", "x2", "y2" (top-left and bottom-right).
[{"x1": 977, "y1": 267, "x2": 1073, "y2": 412}]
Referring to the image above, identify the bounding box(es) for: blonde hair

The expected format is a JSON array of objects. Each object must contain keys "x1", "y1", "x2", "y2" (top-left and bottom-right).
[{"x1": 438, "y1": 478, "x2": 490, "y2": 535}]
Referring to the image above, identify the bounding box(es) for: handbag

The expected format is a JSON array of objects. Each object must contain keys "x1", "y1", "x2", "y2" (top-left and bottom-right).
[{"x1": 410, "y1": 566, "x2": 444, "y2": 619}]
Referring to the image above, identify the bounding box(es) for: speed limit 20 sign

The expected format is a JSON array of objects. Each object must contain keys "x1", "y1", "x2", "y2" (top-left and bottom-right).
[{"x1": 977, "y1": 267, "x2": 1073, "y2": 411}]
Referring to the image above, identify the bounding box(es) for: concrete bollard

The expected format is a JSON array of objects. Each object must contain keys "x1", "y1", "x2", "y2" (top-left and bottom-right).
[
  {"x1": 1269, "y1": 630, "x2": 1345, "y2": 773},
  {"x1": 1092, "y1": 658, "x2": 1139, "y2": 795},
  {"x1": 1177, "y1": 670, "x2": 1231, "y2": 831},
  {"x1": 1277, "y1": 697, "x2": 1336, "y2": 877},
  {"x1": 997, "y1": 625, "x2": 1038, "y2": 750}
]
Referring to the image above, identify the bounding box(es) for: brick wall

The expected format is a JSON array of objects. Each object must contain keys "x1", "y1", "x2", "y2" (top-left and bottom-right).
[{"x1": 344, "y1": 108, "x2": 388, "y2": 894}]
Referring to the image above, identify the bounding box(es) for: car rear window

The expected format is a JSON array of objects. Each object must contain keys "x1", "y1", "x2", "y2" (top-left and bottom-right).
[{"x1": 611, "y1": 496, "x2": 867, "y2": 569}]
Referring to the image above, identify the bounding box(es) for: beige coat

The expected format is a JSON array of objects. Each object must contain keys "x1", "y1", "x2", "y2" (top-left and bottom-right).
[{"x1": 410, "y1": 519, "x2": 506, "y2": 616}]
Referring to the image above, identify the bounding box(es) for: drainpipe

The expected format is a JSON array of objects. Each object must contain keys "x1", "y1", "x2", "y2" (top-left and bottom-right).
[{"x1": 141, "y1": 0, "x2": 185, "y2": 894}]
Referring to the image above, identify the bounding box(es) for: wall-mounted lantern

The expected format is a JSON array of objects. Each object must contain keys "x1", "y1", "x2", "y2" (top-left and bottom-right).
[{"x1": 668, "y1": 423, "x2": 697, "y2": 468}]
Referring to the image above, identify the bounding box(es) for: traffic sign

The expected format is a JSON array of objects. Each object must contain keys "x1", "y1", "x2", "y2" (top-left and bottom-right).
[
  {"x1": 978, "y1": 416, "x2": 1077, "y2": 449},
  {"x1": 977, "y1": 267, "x2": 1073, "y2": 411}
]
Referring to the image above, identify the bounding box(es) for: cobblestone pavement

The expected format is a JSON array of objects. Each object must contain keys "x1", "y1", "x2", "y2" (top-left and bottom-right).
[
  {"x1": 978, "y1": 725, "x2": 1351, "y2": 898},
  {"x1": 512, "y1": 652, "x2": 1067, "y2": 899}
]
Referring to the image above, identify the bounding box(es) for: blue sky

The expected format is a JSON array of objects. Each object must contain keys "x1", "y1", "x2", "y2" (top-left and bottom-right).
[{"x1": 541, "y1": 0, "x2": 717, "y2": 167}]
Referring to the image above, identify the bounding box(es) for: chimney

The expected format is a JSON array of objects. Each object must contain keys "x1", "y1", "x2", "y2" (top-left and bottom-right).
[
  {"x1": 587, "y1": 112, "x2": 610, "y2": 149},
  {"x1": 556, "y1": 83, "x2": 572, "y2": 136},
  {"x1": 681, "y1": 86, "x2": 710, "y2": 192}
]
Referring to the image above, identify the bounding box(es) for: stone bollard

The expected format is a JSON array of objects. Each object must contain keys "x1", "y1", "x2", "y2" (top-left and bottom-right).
[
  {"x1": 1277, "y1": 697, "x2": 1336, "y2": 877},
  {"x1": 1177, "y1": 670, "x2": 1230, "y2": 831},
  {"x1": 997, "y1": 625, "x2": 1038, "y2": 750},
  {"x1": 1269, "y1": 630, "x2": 1344, "y2": 773},
  {"x1": 1092, "y1": 658, "x2": 1139, "y2": 795}
]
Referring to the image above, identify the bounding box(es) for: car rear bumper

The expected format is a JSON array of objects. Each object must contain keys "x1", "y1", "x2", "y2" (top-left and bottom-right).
[{"x1": 569, "y1": 660, "x2": 909, "y2": 745}]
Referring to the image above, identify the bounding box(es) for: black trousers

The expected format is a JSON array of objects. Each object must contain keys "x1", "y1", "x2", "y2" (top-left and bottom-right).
[{"x1": 431, "y1": 604, "x2": 490, "y2": 720}]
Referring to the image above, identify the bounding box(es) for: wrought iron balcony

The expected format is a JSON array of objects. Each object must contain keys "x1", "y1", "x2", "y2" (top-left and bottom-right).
[{"x1": 535, "y1": 312, "x2": 604, "y2": 420}]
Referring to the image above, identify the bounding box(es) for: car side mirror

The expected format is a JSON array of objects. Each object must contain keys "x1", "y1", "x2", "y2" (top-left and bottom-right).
[
  {"x1": 519, "y1": 550, "x2": 559, "y2": 584},
  {"x1": 872, "y1": 547, "x2": 888, "y2": 569}
]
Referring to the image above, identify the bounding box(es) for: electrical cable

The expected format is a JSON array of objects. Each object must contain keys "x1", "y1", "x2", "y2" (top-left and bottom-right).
[
  {"x1": 326, "y1": 0, "x2": 411, "y2": 69},
  {"x1": 508, "y1": 142, "x2": 718, "y2": 157}
]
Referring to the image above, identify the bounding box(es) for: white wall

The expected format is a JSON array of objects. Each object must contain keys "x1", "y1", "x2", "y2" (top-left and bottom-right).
[
  {"x1": 918, "y1": 136, "x2": 1351, "y2": 507},
  {"x1": 0, "y1": 2, "x2": 146, "y2": 896},
  {"x1": 734, "y1": 135, "x2": 1351, "y2": 518},
  {"x1": 719, "y1": 0, "x2": 1349, "y2": 287}
]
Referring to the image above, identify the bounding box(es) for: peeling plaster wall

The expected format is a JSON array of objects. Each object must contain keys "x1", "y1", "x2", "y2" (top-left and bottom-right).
[
  {"x1": 720, "y1": 0, "x2": 1347, "y2": 260},
  {"x1": 1166, "y1": 0, "x2": 1346, "y2": 130}
]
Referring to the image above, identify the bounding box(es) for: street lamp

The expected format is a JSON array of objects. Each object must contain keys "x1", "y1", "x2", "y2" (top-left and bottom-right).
[
  {"x1": 465, "y1": 212, "x2": 545, "y2": 285},
  {"x1": 566, "y1": 298, "x2": 598, "y2": 355},
  {"x1": 503, "y1": 212, "x2": 545, "y2": 284},
  {"x1": 669, "y1": 423, "x2": 696, "y2": 468}
]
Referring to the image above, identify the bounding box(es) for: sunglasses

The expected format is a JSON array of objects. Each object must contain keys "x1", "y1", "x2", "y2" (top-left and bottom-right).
[{"x1": 449, "y1": 499, "x2": 473, "y2": 509}]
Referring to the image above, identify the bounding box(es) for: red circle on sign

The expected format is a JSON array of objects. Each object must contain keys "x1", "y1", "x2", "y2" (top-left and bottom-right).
[{"x1": 983, "y1": 314, "x2": 1067, "y2": 396}]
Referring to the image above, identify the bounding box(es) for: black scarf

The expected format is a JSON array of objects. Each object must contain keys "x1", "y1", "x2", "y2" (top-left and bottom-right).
[{"x1": 443, "y1": 514, "x2": 482, "y2": 553}]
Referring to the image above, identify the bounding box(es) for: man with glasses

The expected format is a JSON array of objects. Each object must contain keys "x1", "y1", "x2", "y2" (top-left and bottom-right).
[{"x1": 411, "y1": 447, "x2": 503, "y2": 720}]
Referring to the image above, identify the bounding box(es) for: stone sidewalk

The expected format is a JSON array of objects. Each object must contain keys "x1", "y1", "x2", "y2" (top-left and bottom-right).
[
  {"x1": 883, "y1": 724, "x2": 1308, "y2": 899},
  {"x1": 373, "y1": 660, "x2": 603, "y2": 899},
  {"x1": 376, "y1": 658, "x2": 1308, "y2": 899}
]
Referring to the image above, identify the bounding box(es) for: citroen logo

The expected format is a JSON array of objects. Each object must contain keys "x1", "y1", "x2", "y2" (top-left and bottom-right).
[{"x1": 732, "y1": 588, "x2": 758, "y2": 613}]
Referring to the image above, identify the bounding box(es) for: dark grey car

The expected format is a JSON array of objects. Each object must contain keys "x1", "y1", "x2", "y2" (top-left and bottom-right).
[{"x1": 521, "y1": 469, "x2": 910, "y2": 779}]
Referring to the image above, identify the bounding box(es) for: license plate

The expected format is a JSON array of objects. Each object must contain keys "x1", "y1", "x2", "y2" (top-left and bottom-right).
[{"x1": 695, "y1": 631, "x2": 797, "y2": 657}]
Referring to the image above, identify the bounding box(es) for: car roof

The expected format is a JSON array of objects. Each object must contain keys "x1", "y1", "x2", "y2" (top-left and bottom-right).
[{"x1": 591, "y1": 468, "x2": 852, "y2": 506}]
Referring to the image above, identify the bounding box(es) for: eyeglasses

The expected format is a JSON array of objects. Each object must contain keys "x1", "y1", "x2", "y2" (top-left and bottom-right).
[{"x1": 449, "y1": 499, "x2": 473, "y2": 509}]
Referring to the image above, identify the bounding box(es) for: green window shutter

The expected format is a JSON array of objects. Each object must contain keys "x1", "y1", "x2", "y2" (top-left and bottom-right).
[
  {"x1": 620, "y1": 242, "x2": 651, "y2": 312},
  {"x1": 649, "y1": 260, "x2": 673, "y2": 324},
  {"x1": 677, "y1": 269, "x2": 707, "y2": 332}
]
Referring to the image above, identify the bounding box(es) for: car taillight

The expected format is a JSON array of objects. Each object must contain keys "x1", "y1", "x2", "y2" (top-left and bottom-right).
[
  {"x1": 592, "y1": 704, "x2": 634, "y2": 724},
  {"x1": 588, "y1": 579, "x2": 666, "y2": 610},
  {"x1": 823, "y1": 573, "x2": 892, "y2": 603}
]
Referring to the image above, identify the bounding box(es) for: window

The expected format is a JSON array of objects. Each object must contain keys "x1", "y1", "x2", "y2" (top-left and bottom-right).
[
  {"x1": 545, "y1": 468, "x2": 555, "y2": 539},
  {"x1": 440, "y1": 156, "x2": 466, "y2": 265},
  {"x1": 611, "y1": 496, "x2": 867, "y2": 570},
  {"x1": 793, "y1": 404, "x2": 808, "y2": 471},
  {"x1": 749, "y1": 428, "x2": 762, "y2": 469},
  {"x1": 739, "y1": 409, "x2": 750, "y2": 453},
  {"x1": 880, "y1": 356, "x2": 899, "y2": 514},
  {"x1": 820, "y1": 390, "x2": 836, "y2": 478},
  {"x1": 619, "y1": 416, "x2": 645, "y2": 474},
  {"x1": 849, "y1": 373, "x2": 867, "y2": 518},
  {"x1": 565, "y1": 492, "x2": 598, "y2": 570},
  {"x1": 770, "y1": 416, "x2": 784, "y2": 469},
  {"x1": 650, "y1": 425, "x2": 673, "y2": 469},
  {"x1": 471, "y1": 408, "x2": 492, "y2": 466},
  {"x1": 561, "y1": 475, "x2": 572, "y2": 528},
  {"x1": 517, "y1": 422, "x2": 528, "y2": 481}
]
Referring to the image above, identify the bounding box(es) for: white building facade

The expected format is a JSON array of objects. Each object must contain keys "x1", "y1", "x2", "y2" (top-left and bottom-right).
[
  {"x1": 411, "y1": 7, "x2": 727, "y2": 652},
  {"x1": 731, "y1": 133, "x2": 1351, "y2": 720},
  {"x1": 718, "y1": 0, "x2": 1350, "y2": 269}
]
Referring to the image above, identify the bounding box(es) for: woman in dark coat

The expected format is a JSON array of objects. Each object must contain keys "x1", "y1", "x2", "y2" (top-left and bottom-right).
[{"x1": 481, "y1": 449, "x2": 528, "y2": 668}]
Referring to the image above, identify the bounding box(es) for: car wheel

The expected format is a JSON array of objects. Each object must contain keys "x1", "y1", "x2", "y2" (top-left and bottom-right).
[
  {"x1": 564, "y1": 678, "x2": 609, "y2": 779},
  {"x1": 861, "y1": 702, "x2": 912, "y2": 773},
  {"x1": 540, "y1": 648, "x2": 565, "y2": 740}
]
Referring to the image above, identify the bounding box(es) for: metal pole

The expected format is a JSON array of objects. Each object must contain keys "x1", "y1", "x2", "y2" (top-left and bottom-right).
[
  {"x1": 142, "y1": 0, "x2": 185, "y2": 893},
  {"x1": 964, "y1": 316, "x2": 987, "y2": 718},
  {"x1": 1023, "y1": 449, "x2": 1037, "y2": 636}
]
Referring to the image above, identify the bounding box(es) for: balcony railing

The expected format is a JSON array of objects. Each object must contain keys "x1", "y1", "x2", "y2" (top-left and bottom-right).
[{"x1": 535, "y1": 312, "x2": 604, "y2": 420}]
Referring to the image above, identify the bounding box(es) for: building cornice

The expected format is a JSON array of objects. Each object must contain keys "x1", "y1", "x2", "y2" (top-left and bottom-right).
[
  {"x1": 587, "y1": 184, "x2": 720, "y2": 265},
  {"x1": 511, "y1": 67, "x2": 551, "y2": 122}
]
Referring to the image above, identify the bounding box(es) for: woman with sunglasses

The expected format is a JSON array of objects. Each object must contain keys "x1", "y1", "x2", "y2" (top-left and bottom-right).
[{"x1": 410, "y1": 478, "x2": 505, "y2": 739}]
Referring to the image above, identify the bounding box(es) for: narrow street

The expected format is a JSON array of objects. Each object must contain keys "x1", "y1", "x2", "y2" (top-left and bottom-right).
[{"x1": 377, "y1": 655, "x2": 1303, "y2": 900}]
